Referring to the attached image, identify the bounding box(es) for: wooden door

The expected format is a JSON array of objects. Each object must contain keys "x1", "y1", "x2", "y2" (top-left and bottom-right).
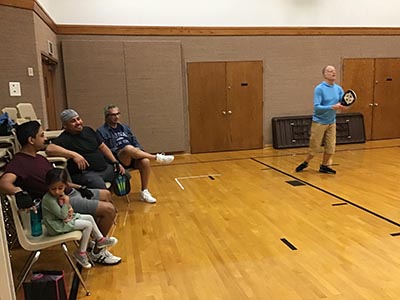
[
  {"x1": 42, "y1": 56, "x2": 57, "y2": 130},
  {"x1": 188, "y1": 62, "x2": 229, "y2": 153},
  {"x1": 227, "y1": 61, "x2": 263, "y2": 150},
  {"x1": 373, "y1": 58, "x2": 400, "y2": 139},
  {"x1": 342, "y1": 59, "x2": 375, "y2": 140},
  {"x1": 188, "y1": 61, "x2": 263, "y2": 153}
]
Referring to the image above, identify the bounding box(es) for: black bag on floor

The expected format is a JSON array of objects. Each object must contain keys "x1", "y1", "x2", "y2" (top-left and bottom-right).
[
  {"x1": 23, "y1": 270, "x2": 67, "y2": 300},
  {"x1": 112, "y1": 172, "x2": 131, "y2": 196}
]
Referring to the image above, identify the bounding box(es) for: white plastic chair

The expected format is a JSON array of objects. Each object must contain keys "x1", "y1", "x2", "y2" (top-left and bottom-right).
[
  {"x1": 16, "y1": 103, "x2": 41, "y2": 124},
  {"x1": 37, "y1": 151, "x2": 68, "y2": 169},
  {"x1": 2, "y1": 107, "x2": 18, "y2": 122},
  {"x1": 0, "y1": 148, "x2": 12, "y2": 176},
  {"x1": 1, "y1": 107, "x2": 27, "y2": 125},
  {"x1": 44, "y1": 130, "x2": 64, "y2": 140},
  {"x1": 8, "y1": 195, "x2": 91, "y2": 295},
  {"x1": 0, "y1": 128, "x2": 19, "y2": 154}
]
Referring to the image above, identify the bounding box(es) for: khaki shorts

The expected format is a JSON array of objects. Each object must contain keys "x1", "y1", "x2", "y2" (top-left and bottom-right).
[
  {"x1": 68, "y1": 188, "x2": 100, "y2": 216},
  {"x1": 308, "y1": 122, "x2": 336, "y2": 156}
]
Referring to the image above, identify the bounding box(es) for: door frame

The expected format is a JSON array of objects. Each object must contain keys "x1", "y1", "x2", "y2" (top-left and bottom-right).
[{"x1": 41, "y1": 52, "x2": 58, "y2": 130}]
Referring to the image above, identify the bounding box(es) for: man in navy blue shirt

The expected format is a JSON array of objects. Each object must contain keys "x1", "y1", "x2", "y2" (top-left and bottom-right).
[{"x1": 97, "y1": 104, "x2": 174, "y2": 203}]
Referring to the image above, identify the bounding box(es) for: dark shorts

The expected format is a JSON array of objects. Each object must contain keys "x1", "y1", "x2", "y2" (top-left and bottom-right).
[
  {"x1": 70, "y1": 163, "x2": 116, "y2": 189},
  {"x1": 120, "y1": 159, "x2": 139, "y2": 170},
  {"x1": 115, "y1": 149, "x2": 139, "y2": 170}
]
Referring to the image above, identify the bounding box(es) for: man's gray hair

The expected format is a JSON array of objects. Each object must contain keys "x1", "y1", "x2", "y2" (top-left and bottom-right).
[{"x1": 104, "y1": 104, "x2": 118, "y2": 117}]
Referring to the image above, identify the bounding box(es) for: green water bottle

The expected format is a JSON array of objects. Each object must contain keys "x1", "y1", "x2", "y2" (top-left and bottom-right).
[{"x1": 30, "y1": 198, "x2": 42, "y2": 237}]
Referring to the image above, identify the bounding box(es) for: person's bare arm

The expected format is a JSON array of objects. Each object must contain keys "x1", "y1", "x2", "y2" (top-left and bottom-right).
[
  {"x1": 0, "y1": 173, "x2": 22, "y2": 195},
  {"x1": 46, "y1": 143, "x2": 89, "y2": 170},
  {"x1": 0, "y1": 173, "x2": 35, "y2": 210}
]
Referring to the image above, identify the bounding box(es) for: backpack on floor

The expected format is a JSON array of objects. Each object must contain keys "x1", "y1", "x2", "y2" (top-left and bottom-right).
[{"x1": 112, "y1": 173, "x2": 131, "y2": 196}]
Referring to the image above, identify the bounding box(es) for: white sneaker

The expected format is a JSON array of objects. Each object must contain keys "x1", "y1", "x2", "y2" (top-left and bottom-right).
[
  {"x1": 105, "y1": 249, "x2": 121, "y2": 262},
  {"x1": 155, "y1": 153, "x2": 174, "y2": 164},
  {"x1": 90, "y1": 248, "x2": 121, "y2": 266},
  {"x1": 140, "y1": 189, "x2": 157, "y2": 204}
]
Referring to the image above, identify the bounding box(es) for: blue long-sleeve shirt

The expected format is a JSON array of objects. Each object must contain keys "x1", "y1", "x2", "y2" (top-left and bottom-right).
[{"x1": 313, "y1": 81, "x2": 344, "y2": 125}]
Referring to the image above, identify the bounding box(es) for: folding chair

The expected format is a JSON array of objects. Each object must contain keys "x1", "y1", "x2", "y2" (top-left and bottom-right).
[
  {"x1": 2, "y1": 107, "x2": 17, "y2": 122},
  {"x1": 37, "y1": 151, "x2": 68, "y2": 169},
  {"x1": 0, "y1": 128, "x2": 19, "y2": 155},
  {"x1": 16, "y1": 103, "x2": 41, "y2": 124},
  {"x1": 2, "y1": 107, "x2": 27, "y2": 125},
  {"x1": 8, "y1": 195, "x2": 91, "y2": 295},
  {"x1": 0, "y1": 148, "x2": 12, "y2": 176}
]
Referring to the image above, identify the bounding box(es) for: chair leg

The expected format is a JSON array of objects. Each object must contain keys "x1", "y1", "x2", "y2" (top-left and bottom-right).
[
  {"x1": 61, "y1": 243, "x2": 91, "y2": 296},
  {"x1": 15, "y1": 251, "x2": 40, "y2": 292},
  {"x1": 125, "y1": 194, "x2": 130, "y2": 203},
  {"x1": 73, "y1": 240, "x2": 95, "y2": 267}
]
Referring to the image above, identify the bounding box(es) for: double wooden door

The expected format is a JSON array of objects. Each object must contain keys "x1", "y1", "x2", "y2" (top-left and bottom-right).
[
  {"x1": 188, "y1": 61, "x2": 263, "y2": 153},
  {"x1": 342, "y1": 58, "x2": 400, "y2": 140}
]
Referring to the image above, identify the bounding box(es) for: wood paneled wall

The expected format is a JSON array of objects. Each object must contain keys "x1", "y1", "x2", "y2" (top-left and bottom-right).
[
  {"x1": 58, "y1": 34, "x2": 400, "y2": 149},
  {"x1": 123, "y1": 41, "x2": 185, "y2": 152},
  {"x1": 62, "y1": 40, "x2": 185, "y2": 153},
  {"x1": 62, "y1": 41, "x2": 128, "y2": 129},
  {"x1": 0, "y1": 5, "x2": 42, "y2": 117},
  {"x1": 0, "y1": 4, "x2": 60, "y2": 130},
  {"x1": 3, "y1": 1, "x2": 400, "y2": 150}
]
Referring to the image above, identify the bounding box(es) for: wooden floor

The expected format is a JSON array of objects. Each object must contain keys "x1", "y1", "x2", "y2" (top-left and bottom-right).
[{"x1": 11, "y1": 139, "x2": 400, "y2": 300}]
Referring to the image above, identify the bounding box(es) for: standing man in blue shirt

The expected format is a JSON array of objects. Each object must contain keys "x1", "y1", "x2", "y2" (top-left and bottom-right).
[{"x1": 295, "y1": 65, "x2": 347, "y2": 174}]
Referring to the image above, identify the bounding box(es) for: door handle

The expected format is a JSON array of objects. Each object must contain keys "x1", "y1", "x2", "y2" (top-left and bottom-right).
[
  {"x1": 227, "y1": 110, "x2": 232, "y2": 114},
  {"x1": 374, "y1": 103, "x2": 379, "y2": 107},
  {"x1": 369, "y1": 103, "x2": 373, "y2": 107},
  {"x1": 222, "y1": 111, "x2": 226, "y2": 115}
]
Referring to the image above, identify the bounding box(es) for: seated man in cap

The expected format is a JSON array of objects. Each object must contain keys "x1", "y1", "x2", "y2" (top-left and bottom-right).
[
  {"x1": 46, "y1": 109, "x2": 126, "y2": 190},
  {"x1": 0, "y1": 121, "x2": 121, "y2": 265},
  {"x1": 97, "y1": 104, "x2": 174, "y2": 204}
]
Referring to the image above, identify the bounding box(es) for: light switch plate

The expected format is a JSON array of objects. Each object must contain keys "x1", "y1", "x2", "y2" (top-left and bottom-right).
[{"x1": 9, "y1": 82, "x2": 21, "y2": 96}]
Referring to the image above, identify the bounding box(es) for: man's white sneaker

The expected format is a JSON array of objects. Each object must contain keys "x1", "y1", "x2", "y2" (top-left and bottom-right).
[
  {"x1": 90, "y1": 248, "x2": 121, "y2": 266},
  {"x1": 155, "y1": 153, "x2": 174, "y2": 164},
  {"x1": 139, "y1": 189, "x2": 157, "y2": 204},
  {"x1": 105, "y1": 249, "x2": 121, "y2": 261}
]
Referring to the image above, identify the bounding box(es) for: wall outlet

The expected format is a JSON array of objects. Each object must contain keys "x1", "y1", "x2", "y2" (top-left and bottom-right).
[
  {"x1": 9, "y1": 82, "x2": 21, "y2": 96},
  {"x1": 28, "y1": 67, "x2": 34, "y2": 77}
]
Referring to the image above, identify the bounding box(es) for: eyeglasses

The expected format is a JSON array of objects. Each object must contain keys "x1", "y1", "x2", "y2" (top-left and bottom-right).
[{"x1": 107, "y1": 112, "x2": 121, "y2": 117}]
